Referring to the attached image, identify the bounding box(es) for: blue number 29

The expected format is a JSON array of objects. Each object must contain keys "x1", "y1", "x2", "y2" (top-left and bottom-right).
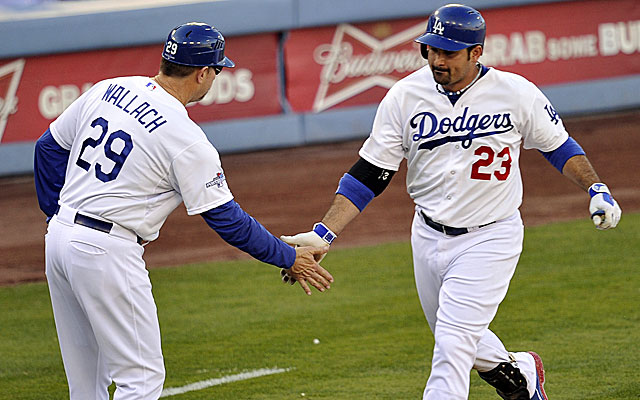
[{"x1": 76, "y1": 117, "x2": 134, "y2": 182}]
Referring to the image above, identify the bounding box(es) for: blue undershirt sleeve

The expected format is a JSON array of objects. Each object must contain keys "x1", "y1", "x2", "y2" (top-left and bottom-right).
[
  {"x1": 336, "y1": 173, "x2": 375, "y2": 212},
  {"x1": 34, "y1": 129, "x2": 70, "y2": 219},
  {"x1": 201, "y1": 200, "x2": 296, "y2": 269},
  {"x1": 539, "y1": 136, "x2": 585, "y2": 173}
]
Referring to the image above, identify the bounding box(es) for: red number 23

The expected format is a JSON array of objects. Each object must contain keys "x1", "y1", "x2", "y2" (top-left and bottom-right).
[{"x1": 470, "y1": 146, "x2": 512, "y2": 181}]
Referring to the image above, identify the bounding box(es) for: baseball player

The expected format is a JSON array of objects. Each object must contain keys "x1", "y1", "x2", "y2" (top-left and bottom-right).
[
  {"x1": 33, "y1": 22, "x2": 333, "y2": 399},
  {"x1": 281, "y1": 4, "x2": 621, "y2": 400}
]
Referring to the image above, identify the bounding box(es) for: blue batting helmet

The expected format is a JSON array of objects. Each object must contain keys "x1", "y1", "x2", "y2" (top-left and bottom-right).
[
  {"x1": 162, "y1": 22, "x2": 235, "y2": 68},
  {"x1": 415, "y1": 4, "x2": 485, "y2": 53}
]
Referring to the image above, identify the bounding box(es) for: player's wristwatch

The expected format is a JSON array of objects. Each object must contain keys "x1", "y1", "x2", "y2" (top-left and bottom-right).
[{"x1": 313, "y1": 222, "x2": 337, "y2": 245}]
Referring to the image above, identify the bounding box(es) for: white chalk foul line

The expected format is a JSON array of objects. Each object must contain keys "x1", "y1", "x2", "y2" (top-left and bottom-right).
[{"x1": 160, "y1": 367, "x2": 293, "y2": 397}]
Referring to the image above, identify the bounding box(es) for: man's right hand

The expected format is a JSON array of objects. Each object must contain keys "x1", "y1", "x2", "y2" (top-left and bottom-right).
[{"x1": 285, "y1": 245, "x2": 333, "y2": 295}]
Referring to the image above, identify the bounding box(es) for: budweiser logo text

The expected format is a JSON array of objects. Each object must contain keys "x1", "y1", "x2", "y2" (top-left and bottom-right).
[{"x1": 314, "y1": 42, "x2": 424, "y2": 84}]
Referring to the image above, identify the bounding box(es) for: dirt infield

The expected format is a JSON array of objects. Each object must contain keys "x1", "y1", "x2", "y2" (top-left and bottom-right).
[{"x1": 1, "y1": 109, "x2": 638, "y2": 286}]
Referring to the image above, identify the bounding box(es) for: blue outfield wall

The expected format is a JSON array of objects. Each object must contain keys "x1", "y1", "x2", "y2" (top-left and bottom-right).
[{"x1": 0, "y1": 0, "x2": 638, "y2": 176}]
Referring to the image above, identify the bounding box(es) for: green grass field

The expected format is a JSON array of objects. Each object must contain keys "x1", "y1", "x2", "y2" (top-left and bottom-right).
[{"x1": 1, "y1": 214, "x2": 638, "y2": 399}]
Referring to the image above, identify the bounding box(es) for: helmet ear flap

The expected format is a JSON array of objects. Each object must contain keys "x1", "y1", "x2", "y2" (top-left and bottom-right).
[{"x1": 420, "y1": 44, "x2": 429, "y2": 60}]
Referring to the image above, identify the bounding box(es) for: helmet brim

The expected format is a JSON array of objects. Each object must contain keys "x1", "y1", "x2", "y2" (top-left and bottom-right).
[
  {"x1": 215, "y1": 57, "x2": 235, "y2": 68},
  {"x1": 414, "y1": 33, "x2": 473, "y2": 52}
]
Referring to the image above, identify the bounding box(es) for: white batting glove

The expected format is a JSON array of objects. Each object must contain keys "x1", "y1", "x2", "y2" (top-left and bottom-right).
[
  {"x1": 280, "y1": 223, "x2": 337, "y2": 284},
  {"x1": 588, "y1": 183, "x2": 621, "y2": 230}
]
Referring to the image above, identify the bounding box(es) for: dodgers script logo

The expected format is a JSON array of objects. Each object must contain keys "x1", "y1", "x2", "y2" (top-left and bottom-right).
[{"x1": 411, "y1": 107, "x2": 514, "y2": 150}]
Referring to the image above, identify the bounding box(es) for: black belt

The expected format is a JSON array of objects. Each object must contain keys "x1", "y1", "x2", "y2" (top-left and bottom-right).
[
  {"x1": 74, "y1": 213, "x2": 143, "y2": 244},
  {"x1": 420, "y1": 211, "x2": 495, "y2": 236}
]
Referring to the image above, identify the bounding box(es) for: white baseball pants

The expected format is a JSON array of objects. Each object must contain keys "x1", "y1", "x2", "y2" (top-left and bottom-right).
[
  {"x1": 411, "y1": 210, "x2": 524, "y2": 400},
  {"x1": 45, "y1": 204, "x2": 165, "y2": 399}
]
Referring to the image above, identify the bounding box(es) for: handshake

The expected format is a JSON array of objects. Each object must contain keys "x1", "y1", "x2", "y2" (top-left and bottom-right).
[{"x1": 279, "y1": 223, "x2": 337, "y2": 295}]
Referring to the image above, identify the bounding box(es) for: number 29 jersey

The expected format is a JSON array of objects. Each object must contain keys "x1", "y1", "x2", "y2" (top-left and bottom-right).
[
  {"x1": 50, "y1": 76, "x2": 234, "y2": 241},
  {"x1": 359, "y1": 66, "x2": 569, "y2": 228}
]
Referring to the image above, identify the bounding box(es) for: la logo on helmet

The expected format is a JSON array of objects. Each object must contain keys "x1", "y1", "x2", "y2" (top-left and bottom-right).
[{"x1": 432, "y1": 18, "x2": 445, "y2": 35}]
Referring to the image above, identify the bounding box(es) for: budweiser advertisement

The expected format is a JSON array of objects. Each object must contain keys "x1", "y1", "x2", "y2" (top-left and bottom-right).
[
  {"x1": 285, "y1": 0, "x2": 640, "y2": 113},
  {"x1": 284, "y1": 19, "x2": 427, "y2": 113},
  {"x1": 0, "y1": 34, "x2": 281, "y2": 144}
]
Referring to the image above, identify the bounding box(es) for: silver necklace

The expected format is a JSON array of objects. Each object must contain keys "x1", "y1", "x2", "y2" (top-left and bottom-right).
[{"x1": 436, "y1": 64, "x2": 482, "y2": 96}]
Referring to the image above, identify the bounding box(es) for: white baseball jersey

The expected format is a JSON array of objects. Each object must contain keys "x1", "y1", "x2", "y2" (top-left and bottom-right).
[
  {"x1": 50, "y1": 76, "x2": 233, "y2": 241},
  {"x1": 359, "y1": 66, "x2": 569, "y2": 227}
]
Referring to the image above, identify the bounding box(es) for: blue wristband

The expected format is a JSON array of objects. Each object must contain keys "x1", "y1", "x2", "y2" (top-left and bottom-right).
[
  {"x1": 539, "y1": 136, "x2": 585, "y2": 172},
  {"x1": 313, "y1": 222, "x2": 337, "y2": 245},
  {"x1": 336, "y1": 173, "x2": 375, "y2": 212}
]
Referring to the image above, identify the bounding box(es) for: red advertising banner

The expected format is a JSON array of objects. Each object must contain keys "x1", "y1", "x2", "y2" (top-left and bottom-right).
[
  {"x1": 284, "y1": 18, "x2": 428, "y2": 113},
  {"x1": 0, "y1": 34, "x2": 281, "y2": 144},
  {"x1": 285, "y1": 0, "x2": 640, "y2": 113},
  {"x1": 481, "y1": 0, "x2": 640, "y2": 85}
]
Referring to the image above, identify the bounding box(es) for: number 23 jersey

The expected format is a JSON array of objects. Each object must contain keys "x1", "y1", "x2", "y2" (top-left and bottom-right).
[
  {"x1": 359, "y1": 66, "x2": 569, "y2": 228},
  {"x1": 50, "y1": 76, "x2": 234, "y2": 241}
]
